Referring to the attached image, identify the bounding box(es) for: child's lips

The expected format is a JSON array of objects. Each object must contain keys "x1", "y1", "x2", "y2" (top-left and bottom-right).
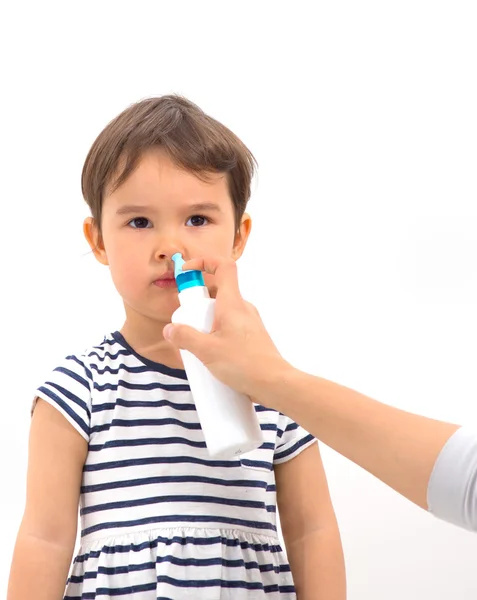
[{"x1": 153, "y1": 277, "x2": 177, "y2": 289}]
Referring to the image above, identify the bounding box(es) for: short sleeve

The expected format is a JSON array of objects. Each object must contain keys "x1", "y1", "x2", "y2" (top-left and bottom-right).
[
  {"x1": 273, "y1": 413, "x2": 316, "y2": 465},
  {"x1": 32, "y1": 354, "x2": 93, "y2": 442},
  {"x1": 427, "y1": 426, "x2": 477, "y2": 532}
]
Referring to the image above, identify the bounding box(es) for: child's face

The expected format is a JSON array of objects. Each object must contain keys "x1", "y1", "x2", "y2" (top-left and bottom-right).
[{"x1": 84, "y1": 148, "x2": 251, "y2": 325}]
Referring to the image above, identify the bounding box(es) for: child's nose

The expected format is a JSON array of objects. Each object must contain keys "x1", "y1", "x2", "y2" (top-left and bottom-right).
[{"x1": 154, "y1": 239, "x2": 187, "y2": 262}]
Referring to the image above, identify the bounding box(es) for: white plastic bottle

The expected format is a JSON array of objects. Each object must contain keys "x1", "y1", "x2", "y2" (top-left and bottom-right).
[{"x1": 171, "y1": 253, "x2": 264, "y2": 459}]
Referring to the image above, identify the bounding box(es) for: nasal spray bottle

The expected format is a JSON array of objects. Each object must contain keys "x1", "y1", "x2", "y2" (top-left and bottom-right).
[{"x1": 171, "y1": 253, "x2": 264, "y2": 459}]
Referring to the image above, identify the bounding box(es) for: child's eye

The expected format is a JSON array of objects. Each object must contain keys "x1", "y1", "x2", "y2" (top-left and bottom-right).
[
  {"x1": 128, "y1": 217, "x2": 152, "y2": 229},
  {"x1": 186, "y1": 215, "x2": 209, "y2": 227}
]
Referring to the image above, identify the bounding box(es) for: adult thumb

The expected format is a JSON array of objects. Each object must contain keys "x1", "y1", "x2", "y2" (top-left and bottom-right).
[{"x1": 163, "y1": 323, "x2": 210, "y2": 361}]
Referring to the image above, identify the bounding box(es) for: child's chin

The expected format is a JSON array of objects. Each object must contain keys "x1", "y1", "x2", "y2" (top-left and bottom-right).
[{"x1": 156, "y1": 298, "x2": 180, "y2": 317}]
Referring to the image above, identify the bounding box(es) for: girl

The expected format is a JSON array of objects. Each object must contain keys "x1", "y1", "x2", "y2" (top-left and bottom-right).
[{"x1": 8, "y1": 96, "x2": 345, "y2": 600}]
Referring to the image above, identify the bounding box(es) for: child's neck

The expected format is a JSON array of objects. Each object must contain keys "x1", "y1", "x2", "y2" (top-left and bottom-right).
[{"x1": 120, "y1": 318, "x2": 184, "y2": 370}]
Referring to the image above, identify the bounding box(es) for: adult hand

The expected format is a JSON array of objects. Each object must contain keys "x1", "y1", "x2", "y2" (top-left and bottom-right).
[
  {"x1": 163, "y1": 258, "x2": 471, "y2": 530},
  {"x1": 163, "y1": 257, "x2": 288, "y2": 399}
]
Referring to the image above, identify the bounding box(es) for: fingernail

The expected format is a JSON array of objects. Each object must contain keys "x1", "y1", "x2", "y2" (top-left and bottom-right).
[{"x1": 163, "y1": 324, "x2": 173, "y2": 340}]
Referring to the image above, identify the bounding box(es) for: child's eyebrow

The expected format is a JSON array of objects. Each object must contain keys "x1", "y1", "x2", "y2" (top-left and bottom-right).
[
  {"x1": 116, "y1": 205, "x2": 153, "y2": 216},
  {"x1": 188, "y1": 203, "x2": 222, "y2": 213},
  {"x1": 116, "y1": 203, "x2": 222, "y2": 216}
]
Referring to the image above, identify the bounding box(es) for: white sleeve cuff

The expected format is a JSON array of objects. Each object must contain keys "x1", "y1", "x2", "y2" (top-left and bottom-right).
[{"x1": 427, "y1": 426, "x2": 477, "y2": 532}]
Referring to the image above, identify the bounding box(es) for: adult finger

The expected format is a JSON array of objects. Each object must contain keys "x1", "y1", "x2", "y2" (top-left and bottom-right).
[
  {"x1": 183, "y1": 257, "x2": 242, "y2": 306},
  {"x1": 163, "y1": 323, "x2": 214, "y2": 363}
]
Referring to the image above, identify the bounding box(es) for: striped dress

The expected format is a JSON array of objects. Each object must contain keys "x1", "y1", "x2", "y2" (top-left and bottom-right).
[{"x1": 34, "y1": 331, "x2": 316, "y2": 599}]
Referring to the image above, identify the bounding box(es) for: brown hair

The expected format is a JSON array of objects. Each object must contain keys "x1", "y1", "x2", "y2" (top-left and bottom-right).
[{"x1": 81, "y1": 95, "x2": 257, "y2": 234}]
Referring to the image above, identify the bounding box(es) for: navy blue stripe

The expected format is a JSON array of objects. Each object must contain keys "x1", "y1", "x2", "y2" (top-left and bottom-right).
[
  {"x1": 92, "y1": 398, "x2": 196, "y2": 413},
  {"x1": 45, "y1": 381, "x2": 91, "y2": 419},
  {"x1": 88, "y1": 437, "x2": 274, "y2": 452},
  {"x1": 70, "y1": 556, "x2": 283, "y2": 584},
  {"x1": 69, "y1": 561, "x2": 155, "y2": 582},
  {"x1": 254, "y1": 405, "x2": 277, "y2": 414},
  {"x1": 74, "y1": 536, "x2": 283, "y2": 563},
  {"x1": 81, "y1": 474, "x2": 268, "y2": 494},
  {"x1": 81, "y1": 493, "x2": 266, "y2": 515},
  {"x1": 89, "y1": 435, "x2": 206, "y2": 452},
  {"x1": 261, "y1": 423, "x2": 278, "y2": 432},
  {"x1": 87, "y1": 349, "x2": 130, "y2": 362},
  {"x1": 65, "y1": 580, "x2": 292, "y2": 598},
  {"x1": 90, "y1": 417, "x2": 201, "y2": 434},
  {"x1": 260, "y1": 442, "x2": 276, "y2": 450},
  {"x1": 91, "y1": 363, "x2": 153, "y2": 375},
  {"x1": 275, "y1": 433, "x2": 315, "y2": 461},
  {"x1": 155, "y1": 574, "x2": 262, "y2": 589},
  {"x1": 92, "y1": 338, "x2": 114, "y2": 348},
  {"x1": 156, "y1": 556, "x2": 282, "y2": 572},
  {"x1": 266, "y1": 484, "x2": 276, "y2": 492},
  {"x1": 54, "y1": 366, "x2": 91, "y2": 391},
  {"x1": 279, "y1": 563, "x2": 291, "y2": 572},
  {"x1": 111, "y1": 331, "x2": 189, "y2": 380},
  {"x1": 155, "y1": 575, "x2": 287, "y2": 591},
  {"x1": 37, "y1": 386, "x2": 89, "y2": 436},
  {"x1": 83, "y1": 455, "x2": 244, "y2": 472},
  {"x1": 65, "y1": 356, "x2": 93, "y2": 381},
  {"x1": 65, "y1": 582, "x2": 156, "y2": 599},
  {"x1": 94, "y1": 380, "x2": 190, "y2": 392},
  {"x1": 285, "y1": 421, "x2": 299, "y2": 433},
  {"x1": 82, "y1": 514, "x2": 277, "y2": 537}
]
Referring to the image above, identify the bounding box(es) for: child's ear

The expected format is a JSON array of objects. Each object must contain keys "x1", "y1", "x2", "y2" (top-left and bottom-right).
[
  {"x1": 83, "y1": 217, "x2": 109, "y2": 265},
  {"x1": 232, "y1": 213, "x2": 252, "y2": 260}
]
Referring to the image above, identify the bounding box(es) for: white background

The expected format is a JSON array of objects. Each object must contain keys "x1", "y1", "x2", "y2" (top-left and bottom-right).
[{"x1": 1, "y1": 1, "x2": 477, "y2": 598}]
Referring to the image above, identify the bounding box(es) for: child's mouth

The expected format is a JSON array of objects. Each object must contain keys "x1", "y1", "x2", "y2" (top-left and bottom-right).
[{"x1": 153, "y1": 278, "x2": 177, "y2": 289}]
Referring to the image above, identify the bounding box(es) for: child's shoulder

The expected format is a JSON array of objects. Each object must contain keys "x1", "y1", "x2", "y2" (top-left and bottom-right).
[
  {"x1": 32, "y1": 333, "x2": 122, "y2": 440},
  {"x1": 64, "y1": 331, "x2": 127, "y2": 367},
  {"x1": 40, "y1": 332, "x2": 126, "y2": 390},
  {"x1": 79, "y1": 331, "x2": 124, "y2": 360}
]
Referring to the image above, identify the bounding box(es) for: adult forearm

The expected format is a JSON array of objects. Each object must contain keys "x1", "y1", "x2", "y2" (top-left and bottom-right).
[
  {"x1": 259, "y1": 366, "x2": 459, "y2": 509},
  {"x1": 8, "y1": 530, "x2": 73, "y2": 600},
  {"x1": 163, "y1": 257, "x2": 462, "y2": 513}
]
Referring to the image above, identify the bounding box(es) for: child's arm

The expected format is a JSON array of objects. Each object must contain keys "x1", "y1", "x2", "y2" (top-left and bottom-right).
[
  {"x1": 276, "y1": 443, "x2": 346, "y2": 600},
  {"x1": 7, "y1": 400, "x2": 87, "y2": 600}
]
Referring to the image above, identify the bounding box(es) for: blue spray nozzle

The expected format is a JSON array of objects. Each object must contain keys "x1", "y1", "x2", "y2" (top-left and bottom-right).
[
  {"x1": 171, "y1": 253, "x2": 205, "y2": 292},
  {"x1": 172, "y1": 253, "x2": 186, "y2": 278}
]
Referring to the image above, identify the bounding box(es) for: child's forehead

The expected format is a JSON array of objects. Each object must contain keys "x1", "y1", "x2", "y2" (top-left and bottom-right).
[
  {"x1": 103, "y1": 149, "x2": 231, "y2": 210},
  {"x1": 133, "y1": 149, "x2": 225, "y2": 182},
  {"x1": 112, "y1": 149, "x2": 225, "y2": 188}
]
